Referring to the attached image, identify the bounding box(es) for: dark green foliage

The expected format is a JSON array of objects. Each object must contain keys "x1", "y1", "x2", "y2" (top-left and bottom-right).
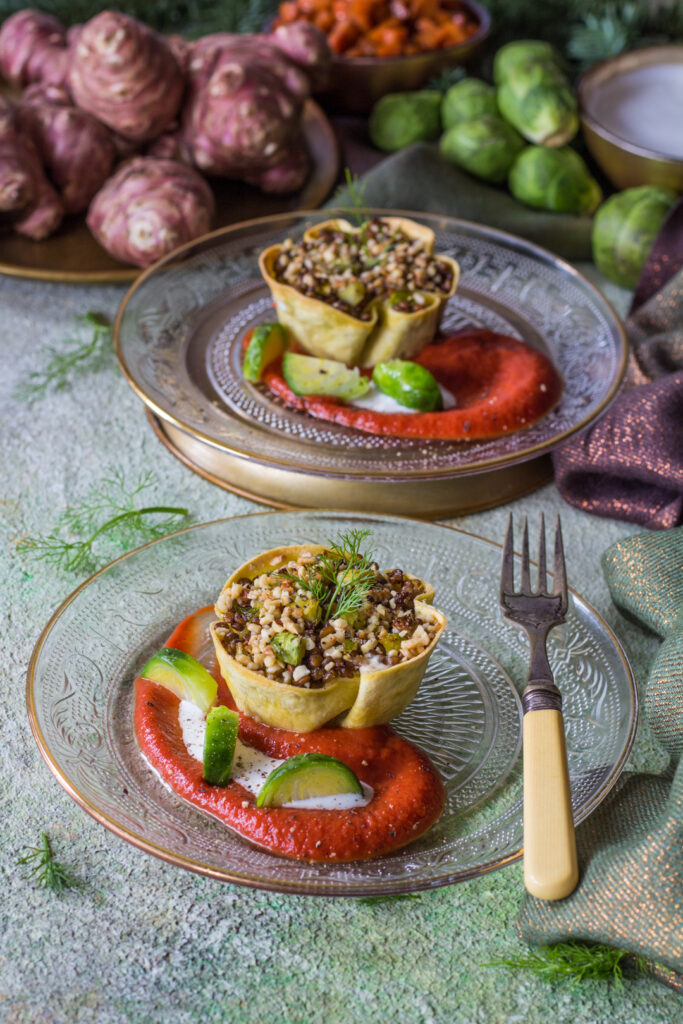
[{"x1": 0, "y1": 1, "x2": 279, "y2": 37}]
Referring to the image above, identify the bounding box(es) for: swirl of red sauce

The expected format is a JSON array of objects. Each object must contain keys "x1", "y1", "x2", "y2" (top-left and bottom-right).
[
  {"x1": 262, "y1": 329, "x2": 562, "y2": 440},
  {"x1": 135, "y1": 609, "x2": 445, "y2": 862}
]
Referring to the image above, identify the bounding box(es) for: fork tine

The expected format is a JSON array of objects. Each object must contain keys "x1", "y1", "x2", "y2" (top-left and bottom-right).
[
  {"x1": 520, "y1": 517, "x2": 531, "y2": 594},
  {"x1": 537, "y1": 512, "x2": 547, "y2": 595},
  {"x1": 500, "y1": 513, "x2": 515, "y2": 599},
  {"x1": 554, "y1": 515, "x2": 568, "y2": 615}
]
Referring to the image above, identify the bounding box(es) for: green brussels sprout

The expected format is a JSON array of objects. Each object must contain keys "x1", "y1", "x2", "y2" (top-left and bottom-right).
[
  {"x1": 493, "y1": 40, "x2": 559, "y2": 84},
  {"x1": 592, "y1": 186, "x2": 678, "y2": 288},
  {"x1": 369, "y1": 91, "x2": 442, "y2": 152},
  {"x1": 508, "y1": 146, "x2": 602, "y2": 214},
  {"x1": 441, "y1": 78, "x2": 498, "y2": 131},
  {"x1": 497, "y1": 79, "x2": 579, "y2": 147},
  {"x1": 440, "y1": 114, "x2": 525, "y2": 184}
]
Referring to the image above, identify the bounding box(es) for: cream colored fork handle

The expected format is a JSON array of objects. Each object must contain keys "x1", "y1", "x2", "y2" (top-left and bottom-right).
[{"x1": 523, "y1": 707, "x2": 579, "y2": 900}]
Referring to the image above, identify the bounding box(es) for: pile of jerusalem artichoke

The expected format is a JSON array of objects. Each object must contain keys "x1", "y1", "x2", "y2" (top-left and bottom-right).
[{"x1": 0, "y1": 8, "x2": 330, "y2": 266}]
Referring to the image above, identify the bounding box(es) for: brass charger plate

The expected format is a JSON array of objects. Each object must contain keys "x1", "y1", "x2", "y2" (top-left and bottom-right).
[
  {"x1": 115, "y1": 209, "x2": 627, "y2": 517},
  {"x1": 26, "y1": 511, "x2": 637, "y2": 895},
  {"x1": 0, "y1": 100, "x2": 337, "y2": 284}
]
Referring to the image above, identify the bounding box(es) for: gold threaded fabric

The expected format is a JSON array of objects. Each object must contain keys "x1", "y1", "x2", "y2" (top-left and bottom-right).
[{"x1": 518, "y1": 527, "x2": 683, "y2": 980}]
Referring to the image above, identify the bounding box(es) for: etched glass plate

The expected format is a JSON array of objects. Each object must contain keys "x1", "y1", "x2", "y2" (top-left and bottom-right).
[
  {"x1": 27, "y1": 512, "x2": 637, "y2": 896},
  {"x1": 115, "y1": 209, "x2": 627, "y2": 480}
]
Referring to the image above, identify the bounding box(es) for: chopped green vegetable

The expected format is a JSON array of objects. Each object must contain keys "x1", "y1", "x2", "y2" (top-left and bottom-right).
[
  {"x1": 271, "y1": 631, "x2": 306, "y2": 666},
  {"x1": 440, "y1": 114, "x2": 525, "y2": 183},
  {"x1": 203, "y1": 705, "x2": 239, "y2": 785},
  {"x1": 243, "y1": 322, "x2": 288, "y2": 382},
  {"x1": 373, "y1": 360, "x2": 443, "y2": 412},
  {"x1": 336, "y1": 280, "x2": 366, "y2": 307},
  {"x1": 508, "y1": 146, "x2": 602, "y2": 214},
  {"x1": 441, "y1": 78, "x2": 498, "y2": 130},
  {"x1": 592, "y1": 185, "x2": 678, "y2": 288},
  {"x1": 294, "y1": 594, "x2": 321, "y2": 623},
  {"x1": 389, "y1": 289, "x2": 413, "y2": 308},
  {"x1": 369, "y1": 90, "x2": 442, "y2": 152},
  {"x1": 140, "y1": 648, "x2": 217, "y2": 713},
  {"x1": 282, "y1": 352, "x2": 371, "y2": 401},
  {"x1": 256, "y1": 753, "x2": 363, "y2": 807},
  {"x1": 380, "y1": 633, "x2": 401, "y2": 653}
]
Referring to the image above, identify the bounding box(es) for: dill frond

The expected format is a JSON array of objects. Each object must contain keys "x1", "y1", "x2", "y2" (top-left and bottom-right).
[
  {"x1": 17, "y1": 833, "x2": 81, "y2": 894},
  {"x1": 17, "y1": 470, "x2": 190, "y2": 574},
  {"x1": 15, "y1": 312, "x2": 113, "y2": 402},
  {"x1": 484, "y1": 941, "x2": 649, "y2": 988}
]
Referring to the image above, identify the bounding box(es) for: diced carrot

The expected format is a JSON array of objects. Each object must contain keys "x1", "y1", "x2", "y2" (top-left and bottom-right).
[
  {"x1": 276, "y1": 2, "x2": 301, "y2": 24},
  {"x1": 314, "y1": 10, "x2": 335, "y2": 31},
  {"x1": 328, "y1": 19, "x2": 362, "y2": 54}
]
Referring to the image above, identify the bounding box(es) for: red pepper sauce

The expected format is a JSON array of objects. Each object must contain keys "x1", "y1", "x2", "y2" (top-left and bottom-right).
[
  {"x1": 262, "y1": 329, "x2": 562, "y2": 440},
  {"x1": 135, "y1": 608, "x2": 445, "y2": 862}
]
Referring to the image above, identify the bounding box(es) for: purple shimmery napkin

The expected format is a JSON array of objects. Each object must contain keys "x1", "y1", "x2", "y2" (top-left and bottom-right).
[{"x1": 553, "y1": 200, "x2": 683, "y2": 529}]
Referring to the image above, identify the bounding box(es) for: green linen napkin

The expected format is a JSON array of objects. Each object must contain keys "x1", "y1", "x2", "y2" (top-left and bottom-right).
[
  {"x1": 518, "y1": 528, "x2": 683, "y2": 983},
  {"x1": 331, "y1": 142, "x2": 594, "y2": 262}
]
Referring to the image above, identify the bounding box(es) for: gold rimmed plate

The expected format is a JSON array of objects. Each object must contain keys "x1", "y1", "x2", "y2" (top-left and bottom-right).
[
  {"x1": 26, "y1": 511, "x2": 637, "y2": 895},
  {"x1": 114, "y1": 208, "x2": 627, "y2": 516},
  {"x1": 0, "y1": 100, "x2": 337, "y2": 284}
]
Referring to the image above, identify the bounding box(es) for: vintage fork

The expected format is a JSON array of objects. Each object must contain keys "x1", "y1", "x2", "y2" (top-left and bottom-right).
[{"x1": 500, "y1": 514, "x2": 579, "y2": 901}]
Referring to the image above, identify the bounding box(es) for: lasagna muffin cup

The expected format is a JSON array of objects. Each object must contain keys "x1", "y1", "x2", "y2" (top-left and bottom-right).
[
  {"x1": 210, "y1": 543, "x2": 447, "y2": 732},
  {"x1": 258, "y1": 216, "x2": 460, "y2": 368}
]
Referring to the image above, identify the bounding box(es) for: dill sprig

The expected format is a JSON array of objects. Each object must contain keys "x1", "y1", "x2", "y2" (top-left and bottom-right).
[
  {"x1": 17, "y1": 833, "x2": 82, "y2": 894},
  {"x1": 18, "y1": 470, "x2": 190, "y2": 574},
  {"x1": 15, "y1": 312, "x2": 114, "y2": 402},
  {"x1": 337, "y1": 167, "x2": 369, "y2": 231},
  {"x1": 274, "y1": 528, "x2": 377, "y2": 624},
  {"x1": 484, "y1": 941, "x2": 649, "y2": 988}
]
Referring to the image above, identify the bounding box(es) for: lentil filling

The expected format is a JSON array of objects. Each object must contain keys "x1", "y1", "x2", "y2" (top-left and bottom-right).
[
  {"x1": 272, "y1": 217, "x2": 455, "y2": 320},
  {"x1": 213, "y1": 549, "x2": 440, "y2": 689}
]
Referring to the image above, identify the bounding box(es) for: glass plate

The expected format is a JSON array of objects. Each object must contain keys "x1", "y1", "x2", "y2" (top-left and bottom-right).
[
  {"x1": 26, "y1": 512, "x2": 637, "y2": 896},
  {"x1": 115, "y1": 209, "x2": 627, "y2": 481}
]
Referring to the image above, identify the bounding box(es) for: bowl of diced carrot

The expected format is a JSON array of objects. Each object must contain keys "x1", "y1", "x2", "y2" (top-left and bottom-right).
[{"x1": 274, "y1": 0, "x2": 491, "y2": 114}]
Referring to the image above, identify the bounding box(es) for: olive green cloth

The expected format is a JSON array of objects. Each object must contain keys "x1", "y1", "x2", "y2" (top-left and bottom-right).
[
  {"x1": 518, "y1": 528, "x2": 683, "y2": 982},
  {"x1": 332, "y1": 142, "x2": 595, "y2": 262}
]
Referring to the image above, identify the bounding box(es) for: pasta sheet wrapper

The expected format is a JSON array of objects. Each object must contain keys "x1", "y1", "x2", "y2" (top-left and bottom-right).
[
  {"x1": 258, "y1": 218, "x2": 460, "y2": 367},
  {"x1": 210, "y1": 544, "x2": 446, "y2": 732}
]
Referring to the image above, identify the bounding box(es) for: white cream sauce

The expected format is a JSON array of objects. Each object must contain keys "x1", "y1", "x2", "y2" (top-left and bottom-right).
[
  {"x1": 350, "y1": 382, "x2": 456, "y2": 414},
  {"x1": 590, "y1": 64, "x2": 683, "y2": 159},
  {"x1": 178, "y1": 700, "x2": 372, "y2": 810}
]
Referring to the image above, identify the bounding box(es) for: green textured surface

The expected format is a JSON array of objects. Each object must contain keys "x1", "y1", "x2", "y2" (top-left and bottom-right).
[{"x1": 0, "y1": 274, "x2": 680, "y2": 1023}]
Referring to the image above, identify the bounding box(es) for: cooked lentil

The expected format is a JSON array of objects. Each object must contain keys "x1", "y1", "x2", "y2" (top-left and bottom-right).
[
  {"x1": 273, "y1": 218, "x2": 454, "y2": 320},
  {"x1": 214, "y1": 551, "x2": 440, "y2": 688}
]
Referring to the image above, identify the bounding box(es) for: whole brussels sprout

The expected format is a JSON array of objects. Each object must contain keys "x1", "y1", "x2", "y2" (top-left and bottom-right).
[
  {"x1": 494, "y1": 39, "x2": 578, "y2": 147},
  {"x1": 592, "y1": 186, "x2": 678, "y2": 288},
  {"x1": 441, "y1": 78, "x2": 498, "y2": 131},
  {"x1": 508, "y1": 146, "x2": 602, "y2": 214},
  {"x1": 493, "y1": 40, "x2": 559, "y2": 84},
  {"x1": 440, "y1": 114, "x2": 525, "y2": 184},
  {"x1": 369, "y1": 91, "x2": 442, "y2": 152}
]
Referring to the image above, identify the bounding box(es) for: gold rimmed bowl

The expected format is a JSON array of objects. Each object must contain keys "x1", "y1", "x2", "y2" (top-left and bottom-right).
[{"x1": 579, "y1": 45, "x2": 683, "y2": 192}]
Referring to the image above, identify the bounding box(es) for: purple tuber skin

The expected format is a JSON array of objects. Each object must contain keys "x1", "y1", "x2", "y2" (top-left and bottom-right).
[
  {"x1": 182, "y1": 41, "x2": 308, "y2": 182},
  {"x1": 69, "y1": 12, "x2": 184, "y2": 143},
  {"x1": 245, "y1": 144, "x2": 310, "y2": 194},
  {"x1": 0, "y1": 98, "x2": 36, "y2": 212},
  {"x1": 20, "y1": 94, "x2": 117, "y2": 214},
  {"x1": 0, "y1": 100, "x2": 64, "y2": 236},
  {"x1": 87, "y1": 157, "x2": 215, "y2": 267},
  {"x1": 0, "y1": 10, "x2": 71, "y2": 89},
  {"x1": 270, "y1": 23, "x2": 331, "y2": 92}
]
